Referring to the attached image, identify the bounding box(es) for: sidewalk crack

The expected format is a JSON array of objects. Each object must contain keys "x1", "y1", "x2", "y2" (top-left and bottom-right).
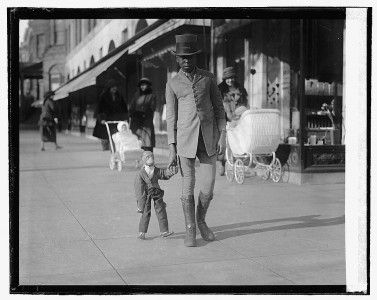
[{"x1": 40, "y1": 172, "x2": 128, "y2": 285}]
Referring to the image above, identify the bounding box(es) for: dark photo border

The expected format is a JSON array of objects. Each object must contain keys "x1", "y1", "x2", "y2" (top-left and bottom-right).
[{"x1": 8, "y1": 6, "x2": 370, "y2": 295}]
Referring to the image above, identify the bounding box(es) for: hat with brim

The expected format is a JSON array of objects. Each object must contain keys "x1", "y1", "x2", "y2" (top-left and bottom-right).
[
  {"x1": 138, "y1": 77, "x2": 152, "y2": 86},
  {"x1": 222, "y1": 67, "x2": 237, "y2": 80},
  {"x1": 106, "y1": 79, "x2": 118, "y2": 88},
  {"x1": 171, "y1": 34, "x2": 202, "y2": 56}
]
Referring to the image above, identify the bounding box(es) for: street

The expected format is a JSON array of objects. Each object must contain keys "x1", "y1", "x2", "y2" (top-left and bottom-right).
[{"x1": 19, "y1": 130, "x2": 345, "y2": 285}]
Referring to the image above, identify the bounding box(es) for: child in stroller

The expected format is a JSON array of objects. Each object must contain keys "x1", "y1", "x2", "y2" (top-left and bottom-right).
[
  {"x1": 112, "y1": 121, "x2": 141, "y2": 162},
  {"x1": 107, "y1": 121, "x2": 142, "y2": 172}
]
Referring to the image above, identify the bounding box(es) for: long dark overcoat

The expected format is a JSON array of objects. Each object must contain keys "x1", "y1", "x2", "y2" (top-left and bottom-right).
[
  {"x1": 129, "y1": 92, "x2": 156, "y2": 148},
  {"x1": 92, "y1": 90, "x2": 128, "y2": 140}
]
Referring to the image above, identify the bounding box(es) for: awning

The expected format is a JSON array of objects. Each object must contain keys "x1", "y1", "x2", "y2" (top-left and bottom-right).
[
  {"x1": 141, "y1": 45, "x2": 175, "y2": 62},
  {"x1": 20, "y1": 61, "x2": 43, "y2": 79},
  {"x1": 128, "y1": 19, "x2": 210, "y2": 54},
  {"x1": 31, "y1": 99, "x2": 43, "y2": 108},
  {"x1": 52, "y1": 20, "x2": 170, "y2": 101},
  {"x1": 53, "y1": 47, "x2": 129, "y2": 100}
]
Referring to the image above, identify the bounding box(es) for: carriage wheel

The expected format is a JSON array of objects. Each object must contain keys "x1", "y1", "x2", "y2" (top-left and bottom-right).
[
  {"x1": 225, "y1": 161, "x2": 234, "y2": 182},
  {"x1": 109, "y1": 158, "x2": 116, "y2": 170},
  {"x1": 271, "y1": 158, "x2": 282, "y2": 183},
  {"x1": 234, "y1": 159, "x2": 245, "y2": 184},
  {"x1": 117, "y1": 161, "x2": 122, "y2": 172}
]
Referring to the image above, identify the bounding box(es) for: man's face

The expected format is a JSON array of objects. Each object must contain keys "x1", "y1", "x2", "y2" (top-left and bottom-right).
[{"x1": 176, "y1": 55, "x2": 197, "y2": 73}]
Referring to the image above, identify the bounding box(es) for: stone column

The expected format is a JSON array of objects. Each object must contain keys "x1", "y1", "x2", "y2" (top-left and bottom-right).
[
  {"x1": 280, "y1": 20, "x2": 292, "y2": 141},
  {"x1": 244, "y1": 38, "x2": 250, "y2": 106},
  {"x1": 280, "y1": 62, "x2": 291, "y2": 141},
  {"x1": 215, "y1": 36, "x2": 226, "y2": 84},
  {"x1": 250, "y1": 51, "x2": 267, "y2": 109}
]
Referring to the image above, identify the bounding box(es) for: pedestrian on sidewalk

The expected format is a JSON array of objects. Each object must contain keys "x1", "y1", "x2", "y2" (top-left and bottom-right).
[
  {"x1": 93, "y1": 79, "x2": 128, "y2": 151},
  {"x1": 39, "y1": 90, "x2": 62, "y2": 151},
  {"x1": 217, "y1": 66, "x2": 249, "y2": 176},
  {"x1": 165, "y1": 34, "x2": 226, "y2": 247},
  {"x1": 129, "y1": 77, "x2": 156, "y2": 152},
  {"x1": 134, "y1": 151, "x2": 177, "y2": 240}
]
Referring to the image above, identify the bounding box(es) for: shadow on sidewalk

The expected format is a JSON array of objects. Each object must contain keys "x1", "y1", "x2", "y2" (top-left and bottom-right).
[{"x1": 169, "y1": 214, "x2": 345, "y2": 245}]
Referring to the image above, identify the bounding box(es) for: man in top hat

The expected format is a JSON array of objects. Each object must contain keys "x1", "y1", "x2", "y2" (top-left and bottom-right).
[{"x1": 165, "y1": 33, "x2": 226, "y2": 247}]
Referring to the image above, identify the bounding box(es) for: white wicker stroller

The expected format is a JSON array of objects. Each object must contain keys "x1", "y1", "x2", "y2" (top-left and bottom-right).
[
  {"x1": 225, "y1": 109, "x2": 283, "y2": 184},
  {"x1": 105, "y1": 121, "x2": 142, "y2": 171}
]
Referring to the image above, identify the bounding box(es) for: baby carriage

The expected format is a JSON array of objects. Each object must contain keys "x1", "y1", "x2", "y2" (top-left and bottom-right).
[
  {"x1": 225, "y1": 109, "x2": 283, "y2": 184},
  {"x1": 105, "y1": 121, "x2": 142, "y2": 171}
]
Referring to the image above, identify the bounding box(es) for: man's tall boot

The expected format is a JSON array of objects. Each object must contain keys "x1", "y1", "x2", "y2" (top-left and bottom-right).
[
  {"x1": 196, "y1": 191, "x2": 215, "y2": 241},
  {"x1": 180, "y1": 195, "x2": 196, "y2": 247}
]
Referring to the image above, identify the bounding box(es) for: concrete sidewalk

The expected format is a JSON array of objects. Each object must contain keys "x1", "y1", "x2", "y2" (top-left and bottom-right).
[{"x1": 18, "y1": 130, "x2": 345, "y2": 285}]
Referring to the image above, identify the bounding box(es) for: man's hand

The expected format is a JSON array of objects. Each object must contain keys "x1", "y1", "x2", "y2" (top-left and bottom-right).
[
  {"x1": 54, "y1": 118, "x2": 58, "y2": 124},
  {"x1": 217, "y1": 130, "x2": 226, "y2": 155},
  {"x1": 167, "y1": 144, "x2": 177, "y2": 168},
  {"x1": 101, "y1": 120, "x2": 106, "y2": 124}
]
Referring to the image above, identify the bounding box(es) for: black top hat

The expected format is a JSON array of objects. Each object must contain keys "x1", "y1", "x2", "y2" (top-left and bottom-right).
[{"x1": 172, "y1": 34, "x2": 201, "y2": 56}]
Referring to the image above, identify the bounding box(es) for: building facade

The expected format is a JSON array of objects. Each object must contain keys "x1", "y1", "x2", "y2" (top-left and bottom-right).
[
  {"x1": 59, "y1": 19, "x2": 158, "y2": 131},
  {"x1": 47, "y1": 17, "x2": 346, "y2": 184},
  {"x1": 64, "y1": 19, "x2": 157, "y2": 81},
  {"x1": 19, "y1": 19, "x2": 67, "y2": 102}
]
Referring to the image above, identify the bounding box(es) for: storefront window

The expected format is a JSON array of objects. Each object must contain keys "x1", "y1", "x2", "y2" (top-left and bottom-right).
[
  {"x1": 304, "y1": 19, "x2": 344, "y2": 146},
  {"x1": 244, "y1": 20, "x2": 301, "y2": 143},
  {"x1": 224, "y1": 34, "x2": 245, "y2": 86}
]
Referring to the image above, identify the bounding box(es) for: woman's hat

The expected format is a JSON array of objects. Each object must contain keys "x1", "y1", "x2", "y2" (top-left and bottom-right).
[
  {"x1": 222, "y1": 67, "x2": 236, "y2": 80},
  {"x1": 138, "y1": 77, "x2": 152, "y2": 86},
  {"x1": 106, "y1": 79, "x2": 118, "y2": 88},
  {"x1": 172, "y1": 34, "x2": 201, "y2": 56},
  {"x1": 44, "y1": 90, "x2": 55, "y2": 100},
  {"x1": 117, "y1": 121, "x2": 129, "y2": 132}
]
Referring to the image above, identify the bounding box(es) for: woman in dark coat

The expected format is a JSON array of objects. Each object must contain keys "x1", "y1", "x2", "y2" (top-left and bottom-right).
[
  {"x1": 39, "y1": 90, "x2": 62, "y2": 151},
  {"x1": 218, "y1": 67, "x2": 249, "y2": 175},
  {"x1": 218, "y1": 67, "x2": 249, "y2": 122},
  {"x1": 93, "y1": 79, "x2": 129, "y2": 150},
  {"x1": 129, "y1": 77, "x2": 156, "y2": 152}
]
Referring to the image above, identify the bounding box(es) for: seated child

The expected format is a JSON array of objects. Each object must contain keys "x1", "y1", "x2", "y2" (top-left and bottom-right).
[
  {"x1": 224, "y1": 90, "x2": 249, "y2": 127},
  {"x1": 134, "y1": 151, "x2": 178, "y2": 239},
  {"x1": 229, "y1": 105, "x2": 249, "y2": 128},
  {"x1": 112, "y1": 121, "x2": 141, "y2": 162}
]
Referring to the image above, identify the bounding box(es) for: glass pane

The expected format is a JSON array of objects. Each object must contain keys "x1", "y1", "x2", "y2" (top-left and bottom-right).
[{"x1": 304, "y1": 19, "x2": 344, "y2": 145}]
